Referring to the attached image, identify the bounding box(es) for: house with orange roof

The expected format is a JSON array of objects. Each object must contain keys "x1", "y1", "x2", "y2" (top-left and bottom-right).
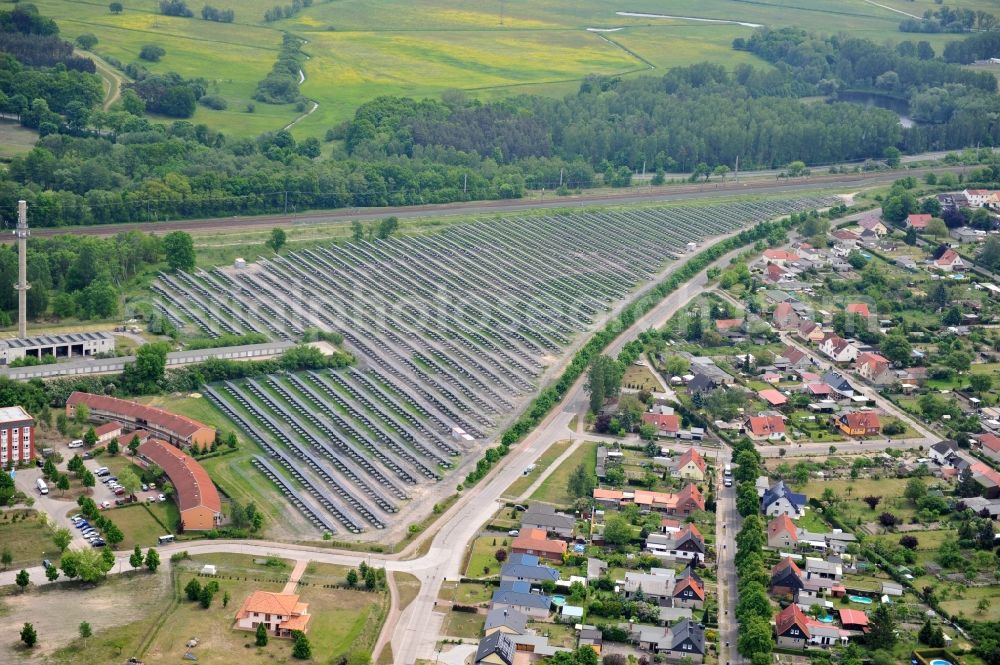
[
  {"x1": 511, "y1": 528, "x2": 567, "y2": 562},
  {"x1": 632, "y1": 484, "x2": 705, "y2": 516},
  {"x1": 715, "y1": 318, "x2": 744, "y2": 333},
  {"x1": 838, "y1": 608, "x2": 869, "y2": 632},
  {"x1": 763, "y1": 248, "x2": 801, "y2": 265},
  {"x1": 906, "y1": 213, "x2": 931, "y2": 229},
  {"x1": 94, "y1": 422, "x2": 122, "y2": 444},
  {"x1": 670, "y1": 447, "x2": 707, "y2": 481},
  {"x1": 758, "y1": 388, "x2": 788, "y2": 408},
  {"x1": 775, "y1": 604, "x2": 811, "y2": 648},
  {"x1": 642, "y1": 412, "x2": 680, "y2": 437},
  {"x1": 845, "y1": 303, "x2": 870, "y2": 317},
  {"x1": 764, "y1": 263, "x2": 792, "y2": 284},
  {"x1": 837, "y1": 411, "x2": 881, "y2": 437},
  {"x1": 978, "y1": 433, "x2": 1000, "y2": 464},
  {"x1": 743, "y1": 415, "x2": 786, "y2": 441},
  {"x1": 767, "y1": 515, "x2": 799, "y2": 549},
  {"x1": 856, "y1": 352, "x2": 892, "y2": 384},
  {"x1": 235, "y1": 591, "x2": 310, "y2": 637},
  {"x1": 672, "y1": 568, "x2": 706, "y2": 609},
  {"x1": 935, "y1": 248, "x2": 966, "y2": 272}
]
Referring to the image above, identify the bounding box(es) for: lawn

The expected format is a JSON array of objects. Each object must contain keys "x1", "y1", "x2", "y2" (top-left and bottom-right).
[
  {"x1": 465, "y1": 535, "x2": 505, "y2": 578},
  {"x1": 441, "y1": 581, "x2": 494, "y2": 606},
  {"x1": 440, "y1": 610, "x2": 485, "y2": 639},
  {"x1": 109, "y1": 501, "x2": 180, "y2": 550},
  {"x1": 530, "y1": 441, "x2": 596, "y2": 506},
  {"x1": 938, "y1": 585, "x2": 1000, "y2": 623},
  {"x1": 502, "y1": 438, "x2": 574, "y2": 499},
  {"x1": 0, "y1": 120, "x2": 39, "y2": 160},
  {"x1": 528, "y1": 621, "x2": 578, "y2": 647},
  {"x1": 394, "y1": 572, "x2": 421, "y2": 612},
  {"x1": 799, "y1": 477, "x2": 924, "y2": 524},
  {"x1": 0, "y1": 510, "x2": 62, "y2": 568}
]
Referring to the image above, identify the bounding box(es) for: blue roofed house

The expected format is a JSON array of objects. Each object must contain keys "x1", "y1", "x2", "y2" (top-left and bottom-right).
[
  {"x1": 822, "y1": 371, "x2": 856, "y2": 399},
  {"x1": 492, "y1": 580, "x2": 552, "y2": 618},
  {"x1": 762, "y1": 480, "x2": 808, "y2": 518},
  {"x1": 500, "y1": 554, "x2": 561, "y2": 587}
]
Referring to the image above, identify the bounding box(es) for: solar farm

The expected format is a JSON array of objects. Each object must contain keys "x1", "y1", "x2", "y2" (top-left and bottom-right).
[{"x1": 155, "y1": 199, "x2": 831, "y2": 536}]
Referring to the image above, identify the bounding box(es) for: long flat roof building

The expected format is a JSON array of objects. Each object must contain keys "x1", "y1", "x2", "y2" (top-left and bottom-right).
[
  {"x1": 0, "y1": 332, "x2": 114, "y2": 365},
  {"x1": 66, "y1": 391, "x2": 215, "y2": 449},
  {"x1": 136, "y1": 438, "x2": 221, "y2": 531}
]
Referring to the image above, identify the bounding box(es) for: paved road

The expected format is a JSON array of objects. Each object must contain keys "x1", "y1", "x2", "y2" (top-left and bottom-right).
[
  {"x1": 20, "y1": 164, "x2": 974, "y2": 241},
  {"x1": 714, "y1": 450, "x2": 740, "y2": 665}
]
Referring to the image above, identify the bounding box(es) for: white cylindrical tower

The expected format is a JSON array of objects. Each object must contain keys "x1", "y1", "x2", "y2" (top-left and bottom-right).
[{"x1": 15, "y1": 200, "x2": 30, "y2": 339}]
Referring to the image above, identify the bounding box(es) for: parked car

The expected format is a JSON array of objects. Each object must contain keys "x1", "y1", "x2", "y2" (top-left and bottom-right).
[
  {"x1": 35, "y1": 458, "x2": 44, "y2": 468},
  {"x1": 158, "y1": 494, "x2": 167, "y2": 502},
  {"x1": 42, "y1": 559, "x2": 52, "y2": 569},
  {"x1": 82, "y1": 451, "x2": 93, "y2": 460},
  {"x1": 90, "y1": 539, "x2": 106, "y2": 548},
  {"x1": 114, "y1": 488, "x2": 125, "y2": 496},
  {"x1": 508, "y1": 529, "x2": 519, "y2": 536},
  {"x1": 100, "y1": 500, "x2": 111, "y2": 509},
  {"x1": 141, "y1": 484, "x2": 148, "y2": 492},
  {"x1": 75, "y1": 521, "x2": 89, "y2": 530},
  {"x1": 68, "y1": 440, "x2": 84, "y2": 449}
]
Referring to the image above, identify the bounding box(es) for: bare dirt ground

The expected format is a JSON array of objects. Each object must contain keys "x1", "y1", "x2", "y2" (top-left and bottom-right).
[{"x1": 0, "y1": 573, "x2": 170, "y2": 662}]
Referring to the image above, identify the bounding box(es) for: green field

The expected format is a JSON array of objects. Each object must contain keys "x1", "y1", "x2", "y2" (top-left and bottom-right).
[
  {"x1": 530, "y1": 441, "x2": 596, "y2": 506},
  {"x1": 110, "y1": 502, "x2": 181, "y2": 550},
  {"x1": 502, "y1": 438, "x2": 575, "y2": 499},
  {"x1": 30, "y1": 0, "x2": 976, "y2": 139},
  {"x1": 0, "y1": 510, "x2": 62, "y2": 568}
]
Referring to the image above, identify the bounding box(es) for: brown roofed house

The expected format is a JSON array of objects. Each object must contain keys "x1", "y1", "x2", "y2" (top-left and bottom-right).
[
  {"x1": 511, "y1": 528, "x2": 567, "y2": 562},
  {"x1": 235, "y1": 591, "x2": 310, "y2": 637},
  {"x1": 67, "y1": 392, "x2": 215, "y2": 449}
]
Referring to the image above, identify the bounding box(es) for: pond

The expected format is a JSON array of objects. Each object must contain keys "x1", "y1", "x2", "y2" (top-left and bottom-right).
[{"x1": 835, "y1": 91, "x2": 917, "y2": 128}]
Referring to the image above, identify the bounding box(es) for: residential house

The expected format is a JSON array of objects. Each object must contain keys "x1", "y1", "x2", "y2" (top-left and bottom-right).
[
  {"x1": 491, "y1": 581, "x2": 552, "y2": 618},
  {"x1": 881, "y1": 581, "x2": 904, "y2": 597},
  {"x1": 632, "y1": 619, "x2": 705, "y2": 661},
  {"x1": 688, "y1": 357, "x2": 735, "y2": 385},
  {"x1": 804, "y1": 557, "x2": 843, "y2": 581},
  {"x1": 845, "y1": 303, "x2": 871, "y2": 318},
  {"x1": 500, "y1": 554, "x2": 561, "y2": 586},
  {"x1": 671, "y1": 448, "x2": 707, "y2": 481},
  {"x1": 521, "y1": 505, "x2": 575, "y2": 539},
  {"x1": 762, "y1": 480, "x2": 807, "y2": 518},
  {"x1": 511, "y1": 528, "x2": 567, "y2": 562},
  {"x1": 771, "y1": 557, "x2": 805, "y2": 596},
  {"x1": 767, "y1": 515, "x2": 799, "y2": 550},
  {"x1": 659, "y1": 518, "x2": 682, "y2": 535},
  {"x1": 672, "y1": 567, "x2": 706, "y2": 609},
  {"x1": 970, "y1": 461, "x2": 1000, "y2": 499},
  {"x1": 951, "y1": 227, "x2": 987, "y2": 244},
  {"x1": 856, "y1": 352, "x2": 893, "y2": 385},
  {"x1": 633, "y1": 484, "x2": 705, "y2": 516},
  {"x1": 772, "y1": 302, "x2": 802, "y2": 330},
  {"x1": 930, "y1": 440, "x2": 961, "y2": 467},
  {"x1": 977, "y1": 433, "x2": 1000, "y2": 464},
  {"x1": 906, "y1": 213, "x2": 932, "y2": 229},
  {"x1": 859, "y1": 217, "x2": 888, "y2": 236},
  {"x1": 686, "y1": 373, "x2": 719, "y2": 396},
  {"x1": 777, "y1": 345, "x2": 814, "y2": 371},
  {"x1": 837, "y1": 411, "x2": 881, "y2": 437},
  {"x1": 765, "y1": 263, "x2": 793, "y2": 284},
  {"x1": 797, "y1": 321, "x2": 826, "y2": 344},
  {"x1": 823, "y1": 371, "x2": 856, "y2": 398},
  {"x1": 763, "y1": 249, "x2": 801, "y2": 266},
  {"x1": 234, "y1": 591, "x2": 311, "y2": 637},
  {"x1": 484, "y1": 607, "x2": 528, "y2": 636},
  {"x1": 578, "y1": 627, "x2": 603, "y2": 654},
  {"x1": 622, "y1": 569, "x2": 675, "y2": 604},
  {"x1": 963, "y1": 189, "x2": 997, "y2": 208},
  {"x1": 960, "y1": 496, "x2": 1000, "y2": 518},
  {"x1": 475, "y1": 630, "x2": 516, "y2": 665},
  {"x1": 819, "y1": 334, "x2": 859, "y2": 363},
  {"x1": 94, "y1": 422, "x2": 122, "y2": 445},
  {"x1": 775, "y1": 604, "x2": 812, "y2": 649},
  {"x1": 645, "y1": 525, "x2": 705, "y2": 561},
  {"x1": 935, "y1": 248, "x2": 966, "y2": 272},
  {"x1": 744, "y1": 415, "x2": 786, "y2": 441},
  {"x1": 826, "y1": 531, "x2": 857, "y2": 554},
  {"x1": 643, "y1": 411, "x2": 680, "y2": 438}
]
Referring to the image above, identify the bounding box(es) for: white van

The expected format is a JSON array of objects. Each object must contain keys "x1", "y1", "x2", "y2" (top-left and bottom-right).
[
  {"x1": 68, "y1": 440, "x2": 84, "y2": 449},
  {"x1": 36, "y1": 478, "x2": 49, "y2": 495},
  {"x1": 723, "y1": 464, "x2": 732, "y2": 477}
]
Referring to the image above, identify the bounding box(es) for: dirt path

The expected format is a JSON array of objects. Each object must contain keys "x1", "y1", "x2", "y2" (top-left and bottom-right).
[
  {"x1": 78, "y1": 50, "x2": 130, "y2": 111},
  {"x1": 371, "y1": 570, "x2": 399, "y2": 664}
]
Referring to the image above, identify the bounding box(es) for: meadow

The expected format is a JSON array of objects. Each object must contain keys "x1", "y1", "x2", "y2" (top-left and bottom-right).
[{"x1": 29, "y1": 0, "x2": 979, "y2": 140}]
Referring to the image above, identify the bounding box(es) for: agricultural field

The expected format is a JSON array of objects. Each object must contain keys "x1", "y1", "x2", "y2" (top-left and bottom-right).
[
  {"x1": 154, "y1": 198, "x2": 831, "y2": 538},
  {"x1": 32, "y1": 0, "x2": 976, "y2": 138}
]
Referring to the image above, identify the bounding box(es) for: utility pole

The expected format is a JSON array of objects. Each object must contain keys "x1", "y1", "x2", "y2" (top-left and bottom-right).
[
  {"x1": 283, "y1": 190, "x2": 288, "y2": 214},
  {"x1": 14, "y1": 200, "x2": 30, "y2": 339},
  {"x1": 734, "y1": 155, "x2": 739, "y2": 183},
  {"x1": 463, "y1": 173, "x2": 467, "y2": 194}
]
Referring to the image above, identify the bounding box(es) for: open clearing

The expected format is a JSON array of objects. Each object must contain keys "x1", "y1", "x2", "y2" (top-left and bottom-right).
[
  {"x1": 30, "y1": 0, "x2": 974, "y2": 139},
  {"x1": 0, "y1": 510, "x2": 61, "y2": 569}
]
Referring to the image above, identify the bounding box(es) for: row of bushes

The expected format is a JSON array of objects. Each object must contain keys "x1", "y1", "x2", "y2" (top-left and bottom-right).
[{"x1": 463, "y1": 214, "x2": 798, "y2": 487}]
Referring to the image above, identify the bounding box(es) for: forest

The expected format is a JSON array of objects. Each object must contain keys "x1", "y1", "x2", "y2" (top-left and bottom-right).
[{"x1": 0, "y1": 7, "x2": 999, "y2": 227}]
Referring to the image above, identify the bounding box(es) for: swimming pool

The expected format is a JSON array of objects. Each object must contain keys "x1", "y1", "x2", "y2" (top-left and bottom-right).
[
  {"x1": 929, "y1": 659, "x2": 952, "y2": 665},
  {"x1": 552, "y1": 595, "x2": 566, "y2": 606},
  {"x1": 818, "y1": 615, "x2": 834, "y2": 623},
  {"x1": 848, "y1": 595, "x2": 873, "y2": 604}
]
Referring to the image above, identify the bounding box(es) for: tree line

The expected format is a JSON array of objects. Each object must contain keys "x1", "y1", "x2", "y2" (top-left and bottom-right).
[{"x1": 254, "y1": 33, "x2": 304, "y2": 104}]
